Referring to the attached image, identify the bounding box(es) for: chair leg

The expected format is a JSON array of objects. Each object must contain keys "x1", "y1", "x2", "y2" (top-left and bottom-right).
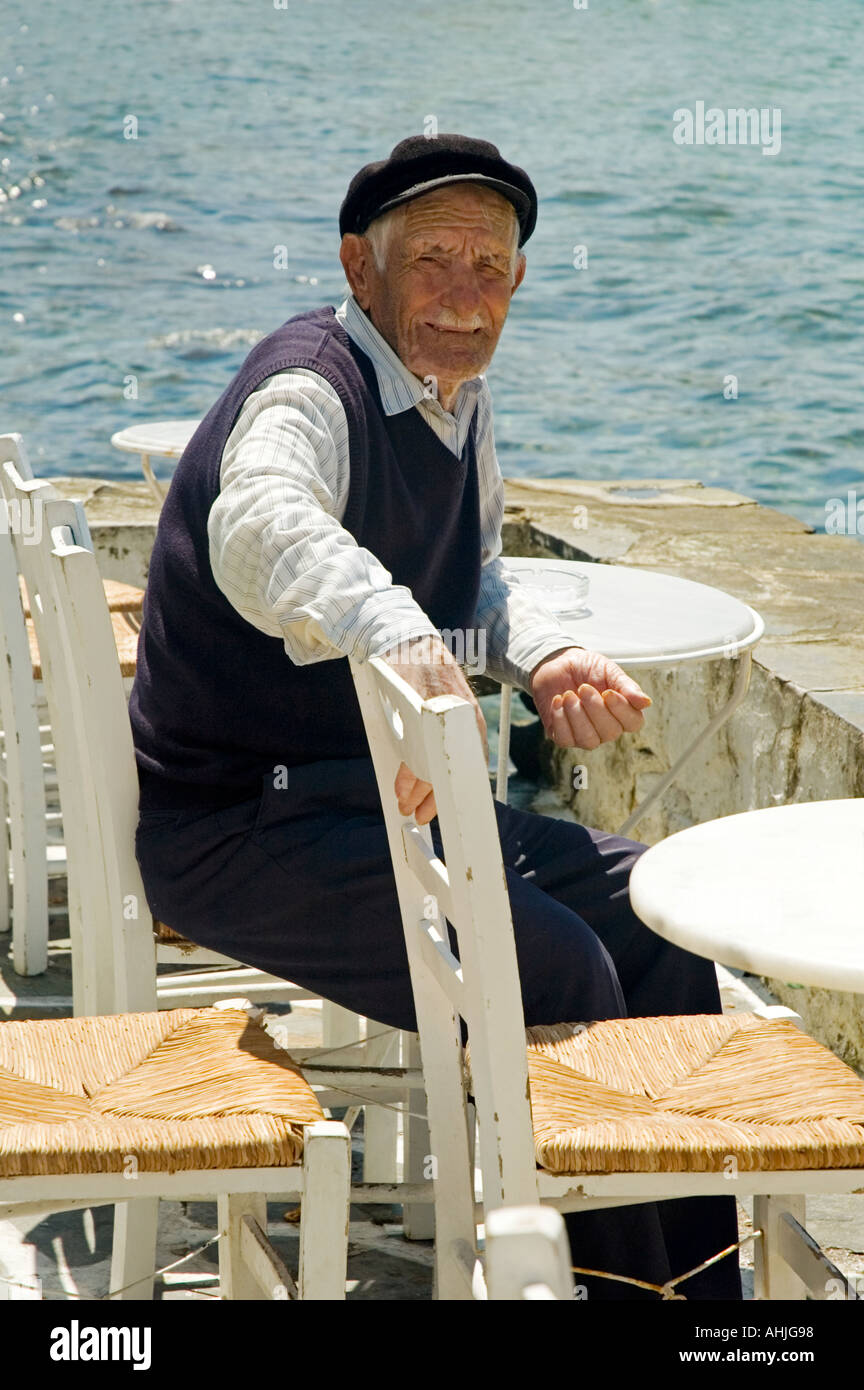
[
  {"x1": 0, "y1": 757, "x2": 10, "y2": 936},
  {"x1": 298, "y1": 1121, "x2": 351, "y2": 1300},
  {"x1": 402, "y1": 1032, "x2": 435, "y2": 1240},
  {"x1": 753, "y1": 1194, "x2": 807, "y2": 1300},
  {"x1": 485, "y1": 1206, "x2": 575, "y2": 1300},
  {"x1": 321, "y1": 999, "x2": 362, "y2": 1051},
  {"x1": 362, "y1": 1023, "x2": 400, "y2": 1183},
  {"x1": 218, "y1": 1193, "x2": 269, "y2": 1300},
  {"x1": 109, "y1": 1198, "x2": 159, "y2": 1300}
]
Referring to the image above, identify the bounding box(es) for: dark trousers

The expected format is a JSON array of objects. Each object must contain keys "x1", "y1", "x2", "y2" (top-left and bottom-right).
[{"x1": 136, "y1": 756, "x2": 742, "y2": 1301}]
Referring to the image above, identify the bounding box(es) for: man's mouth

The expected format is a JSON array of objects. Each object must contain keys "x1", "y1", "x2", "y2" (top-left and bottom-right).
[{"x1": 425, "y1": 323, "x2": 483, "y2": 335}]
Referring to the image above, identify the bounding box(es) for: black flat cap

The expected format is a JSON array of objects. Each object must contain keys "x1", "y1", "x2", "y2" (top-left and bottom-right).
[{"x1": 339, "y1": 133, "x2": 537, "y2": 248}]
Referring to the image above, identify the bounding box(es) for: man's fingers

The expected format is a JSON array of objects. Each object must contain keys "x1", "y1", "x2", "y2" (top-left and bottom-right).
[
  {"x1": 394, "y1": 762, "x2": 413, "y2": 804},
  {"x1": 576, "y1": 684, "x2": 625, "y2": 741},
  {"x1": 549, "y1": 686, "x2": 647, "y2": 748},
  {"x1": 601, "y1": 687, "x2": 646, "y2": 733},
  {"x1": 395, "y1": 762, "x2": 428, "y2": 810},
  {"x1": 550, "y1": 691, "x2": 600, "y2": 749},
  {"x1": 609, "y1": 669, "x2": 652, "y2": 708},
  {"x1": 414, "y1": 788, "x2": 437, "y2": 825},
  {"x1": 394, "y1": 763, "x2": 437, "y2": 821}
]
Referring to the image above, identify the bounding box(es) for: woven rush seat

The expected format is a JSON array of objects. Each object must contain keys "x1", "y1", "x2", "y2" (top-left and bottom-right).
[
  {"x1": 26, "y1": 611, "x2": 139, "y2": 680},
  {"x1": 0, "y1": 1007, "x2": 324, "y2": 1179},
  {"x1": 519, "y1": 1013, "x2": 864, "y2": 1176}
]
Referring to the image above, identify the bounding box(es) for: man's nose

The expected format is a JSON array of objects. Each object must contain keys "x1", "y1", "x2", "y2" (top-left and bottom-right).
[{"x1": 440, "y1": 265, "x2": 486, "y2": 318}]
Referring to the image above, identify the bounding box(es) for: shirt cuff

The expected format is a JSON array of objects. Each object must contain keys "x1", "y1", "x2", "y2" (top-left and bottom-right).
[{"x1": 313, "y1": 586, "x2": 441, "y2": 664}]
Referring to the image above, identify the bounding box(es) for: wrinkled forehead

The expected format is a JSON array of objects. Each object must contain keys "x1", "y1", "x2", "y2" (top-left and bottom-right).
[{"x1": 400, "y1": 183, "x2": 518, "y2": 250}]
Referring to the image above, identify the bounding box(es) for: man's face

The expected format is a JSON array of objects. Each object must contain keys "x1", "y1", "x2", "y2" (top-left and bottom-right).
[{"x1": 341, "y1": 183, "x2": 526, "y2": 406}]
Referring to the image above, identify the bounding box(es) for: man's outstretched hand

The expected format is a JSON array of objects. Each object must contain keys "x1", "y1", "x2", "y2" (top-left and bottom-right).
[
  {"x1": 380, "y1": 633, "x2": 488, "y2": 826},
  {"x1": 529, "y1": 646, "x2": 652, "y2": 748},
  {"x1": 378, "y1": 640, "x2": 648, "y2": 824}
]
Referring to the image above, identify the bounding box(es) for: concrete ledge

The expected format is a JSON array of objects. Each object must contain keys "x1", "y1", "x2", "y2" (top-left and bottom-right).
[{"x1": 48, "y1": 473, "x2": 864, "y2": 1068}]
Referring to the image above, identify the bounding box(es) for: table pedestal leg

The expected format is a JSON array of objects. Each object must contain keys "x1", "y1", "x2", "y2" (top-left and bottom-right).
[
  {"x1": 140, "y1": 452, "x2": 167, "y2": 504},
  {"x1": 617, "y1": 649, "x2": 754, "y2": 838}
]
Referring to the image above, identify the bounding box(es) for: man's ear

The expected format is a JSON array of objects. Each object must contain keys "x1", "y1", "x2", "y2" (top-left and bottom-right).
[
  {"x1": 511, "y1": 251, "x2": 527, "y2": 295},
  {"x1": 340, "y1": 233, "x2": 374, "y2": 309}
]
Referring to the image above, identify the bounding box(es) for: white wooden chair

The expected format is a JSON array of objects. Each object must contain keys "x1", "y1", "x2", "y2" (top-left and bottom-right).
[
  {"x1": 0, "y1": 433, "x2": 133, "y2": 979},
  {"x1": 0, "y1": 434, "x2": 408, "y2": 1201},
  {"x1": 0, "y1": 1001, "x2": 351, "y2": 1301},
  {"x1": 0, "y1": 467, "x2": 431, "y2": 1289},
  {"x1": 0, "y1": 562, "x2": 140, "y2": 979},
  {"x1": 0, "y1": 433, "x2": 324, "y2": 1010},
  {"x1": 350, "y1": 652, "x2": 864, "y2": 1301},
  {"x1": 0, "y1": 580, "x2": 145, "y2": 976}
]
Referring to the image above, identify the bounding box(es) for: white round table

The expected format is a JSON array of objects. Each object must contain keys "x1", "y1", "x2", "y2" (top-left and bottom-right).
[
  {"x1": 111, "y1": 421, "x2": 198, "y2": 503},
  {"x1": 497, "y1": 557, "x2": 764, "y2": 832},
  {"x1": 629, "y1": 798, "x2": 864, "y2": 994}
]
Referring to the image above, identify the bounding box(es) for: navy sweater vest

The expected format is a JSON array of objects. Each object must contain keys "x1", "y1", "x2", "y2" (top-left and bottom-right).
[{"x1": 130, "y1": 305, "x2": 482, "y2": 811}]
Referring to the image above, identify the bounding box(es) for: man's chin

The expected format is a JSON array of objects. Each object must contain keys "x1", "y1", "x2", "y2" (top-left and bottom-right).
[{"x1": 404, "y1": 334, "x2": 494, "y2": 384}]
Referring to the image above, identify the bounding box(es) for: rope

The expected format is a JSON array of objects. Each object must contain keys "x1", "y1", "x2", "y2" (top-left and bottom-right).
[
  {"x1": 105, "y1": 1233, "x2": 223, "y2": 1300},
  {"x1": 0, "y1": 1231, "x2": 223, "y2": 1301},
  {"x1": 571, "y1": 1230, "x2": 762, "y2": 1299},
  {"x1": 284, "y1": 1027, "x2": 431, "y2": 1121},
  {"x1": 284, "y1": 1027, "x2": 401, "y2": 1066},
  {"x1": 321, "y1": 1082, "x2": 429, "y2": 1124}
]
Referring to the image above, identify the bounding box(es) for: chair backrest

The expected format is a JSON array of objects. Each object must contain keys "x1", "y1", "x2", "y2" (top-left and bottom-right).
[
  {"x1": 0, "y1": 458, "x2": 156, "y2": 1015},
  {"x1": 349, "y1": 655, "x2": 539, "y2": 1231},
  {"x1": 0, "y1": 434, "x2": 49, "y2": 971}
]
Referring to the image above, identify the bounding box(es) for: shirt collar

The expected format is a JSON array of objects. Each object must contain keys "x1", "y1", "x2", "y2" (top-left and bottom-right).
[{"x1": 335, "y1": 294, "x2": 484, "y2": 422}]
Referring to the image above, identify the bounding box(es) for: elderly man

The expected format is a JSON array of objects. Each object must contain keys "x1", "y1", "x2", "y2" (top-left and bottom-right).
[{"x1": 130, "y1": 134, "x2": 741, "y2": 1301}]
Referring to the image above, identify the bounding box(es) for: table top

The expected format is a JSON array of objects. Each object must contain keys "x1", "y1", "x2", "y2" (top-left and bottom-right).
[
  {"x1": 629, "y1": 798, "x2": 864, "y2": 994},
  {"x1": 501, "y1": 556, "x2": 763, "y2": 665},
  {"x1": 110, "y1": 421, "x2": 198, "y2": 458}
]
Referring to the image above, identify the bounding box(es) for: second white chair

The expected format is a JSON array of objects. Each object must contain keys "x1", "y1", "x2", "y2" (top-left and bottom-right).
[{"x1": 350, "y1": 652, "x2": 864, "y2": 1301}]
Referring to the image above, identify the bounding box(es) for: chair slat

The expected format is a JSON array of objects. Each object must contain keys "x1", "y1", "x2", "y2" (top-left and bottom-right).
[
  {"x1": 415, "y1": 918, "x2": 465, "y2": 1016},
  {"x1": 401, "y1": 823, "x2": 455, "y2": 922},
  {"x1": 0, "y1": 445, "x2": 50, "y2": 973}
]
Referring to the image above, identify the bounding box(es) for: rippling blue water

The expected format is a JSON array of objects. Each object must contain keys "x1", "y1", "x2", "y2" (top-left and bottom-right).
[{"x1": 1, "y1": 0, "x2": 862, "y2": 535}]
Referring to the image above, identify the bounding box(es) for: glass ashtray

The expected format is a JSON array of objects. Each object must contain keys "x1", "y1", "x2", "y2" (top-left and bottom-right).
[{"x1": 502, "y1": 564, "x2": 590, "y2": 616}]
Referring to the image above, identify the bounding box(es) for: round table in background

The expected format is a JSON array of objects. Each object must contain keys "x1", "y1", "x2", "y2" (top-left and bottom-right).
[
  {"x1": 497, "y1": 557, "x2": 764, "y2": 834},
  {"x1": 111, "y1": 420, "x2": 198, "y2": 503}
]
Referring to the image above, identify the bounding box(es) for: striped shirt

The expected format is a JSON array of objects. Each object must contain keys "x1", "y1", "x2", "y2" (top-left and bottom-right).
[{"x1": 207, "y1": 294, "x2": 574, "y2": 690}]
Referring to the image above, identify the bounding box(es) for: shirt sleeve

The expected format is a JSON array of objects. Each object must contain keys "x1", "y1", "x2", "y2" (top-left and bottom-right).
[
  {"x1": 473, "y1": 386, "x2": 580, "y2": 691},
  {"x1": 207, "y1": 368, "x2": 440, "y2": 665}
]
